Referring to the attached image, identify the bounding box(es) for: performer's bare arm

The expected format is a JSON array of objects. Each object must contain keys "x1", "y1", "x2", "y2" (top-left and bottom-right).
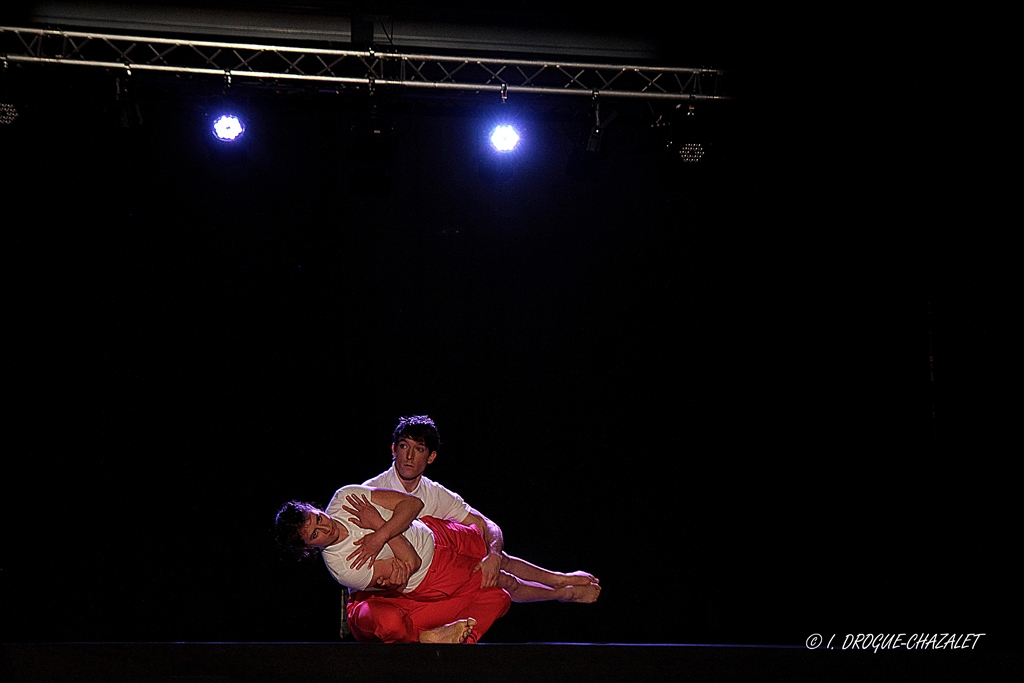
[
  {"x1": 370, "y1": 536, "x2": 421, "y2": 591},
  {"x1": 346, "y1": 492, "x2": 422, "y2": 591},
  {"x1": 344, "y1": 489, "x2": 423, "y2": 569},
  {"x1": 461, "y1": 507, "x2": 505, "y2": 587}
]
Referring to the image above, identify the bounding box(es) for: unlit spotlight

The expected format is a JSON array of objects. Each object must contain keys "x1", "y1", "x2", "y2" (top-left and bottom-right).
[
  {"x1": 212, "y1": 114, "x2": 245, "y2": 142},
  {"x1": 490, "y1": 124, "x2": 520, "y2": 152}
]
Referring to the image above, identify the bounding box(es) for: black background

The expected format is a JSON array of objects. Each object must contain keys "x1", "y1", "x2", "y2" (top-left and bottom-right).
[{"x1": 2, "y1": 3, "x2": 1016, "y2": 647}]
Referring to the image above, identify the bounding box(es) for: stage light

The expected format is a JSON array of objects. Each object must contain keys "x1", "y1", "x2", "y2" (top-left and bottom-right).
[
  {"x1": 585, "y1": 103, "x2": 616, "y2": 154},
  {"x1": 679, "y1": 142, "x2": 706, "y2": 163},
  {"x1": 113, "y1": 76, "x2": 143, "y2": 130},
  {"x1": 351, "y1": 102, "x2": 395, "y2": 198},
  {"x1": 0, "y1": 102, "x2": 17, "y2": 126},
  {"x1": 212, "y1": 114, "x2": 245, "y2": 142},
  {"x1": 675, "y1": 104, "x2": 706, "y2": 163},
  {"x1": 490, "y1": 124, "x2": 520, "y2": 152}
]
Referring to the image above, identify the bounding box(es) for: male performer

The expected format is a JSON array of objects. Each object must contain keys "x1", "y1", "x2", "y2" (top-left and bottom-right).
[
  {"x1": 358, "y1": 415, "x2": 600, "y2": 604},
  {"x1": 275, "y1": 486, "x2": 510, "y2": 644}
]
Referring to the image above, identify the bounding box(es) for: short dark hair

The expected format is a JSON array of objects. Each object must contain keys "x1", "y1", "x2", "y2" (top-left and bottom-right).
[
  {"x1": 274, "y1": 500, "x2": 321, "y2": 560},
  {"x1": 392, "y1": 415, "x2": 441, "y2": 453}
]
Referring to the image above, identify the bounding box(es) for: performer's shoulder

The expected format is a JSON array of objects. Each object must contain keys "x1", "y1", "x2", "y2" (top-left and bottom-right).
[
  {"x1": 332, "y1": 483, "x2": 371, "y2": 495},
  {"x1": 327, "y1": 483, "x2": 372, "y2": 507},
  {"x1": 419, "y1": 475, "x2": 465, "y2": 500},
  {"x1": 362, "y1": 468, "x2": 392, "y2": 487}
]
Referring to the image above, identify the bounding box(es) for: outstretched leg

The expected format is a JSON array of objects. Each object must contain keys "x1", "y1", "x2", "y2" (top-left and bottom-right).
[
  {"x1": 497, "y1": 571, "x2": 601, "y2": 603},
  {"x1": 500, "y1": 553, "x2": 599, "y2": 588}
]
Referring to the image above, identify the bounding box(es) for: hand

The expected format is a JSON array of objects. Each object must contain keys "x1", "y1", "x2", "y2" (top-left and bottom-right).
[
  {"x1": 473, "y1": 552, "x2": 501, "y2": 588},
  {"x1": 342, "y1": 494, "x2": 386, "y2": 531},
  {"x1": 376, "y1": 559, "x2": 411, "y2": 590},
  {"x1": 347, "y1": 531, "x2": 386, "y2": 570}
]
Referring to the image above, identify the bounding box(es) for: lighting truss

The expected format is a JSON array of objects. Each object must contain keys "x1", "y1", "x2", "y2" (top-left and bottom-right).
[{"x1": 1, "y1": 26, "x2": 728, "y2": 102}]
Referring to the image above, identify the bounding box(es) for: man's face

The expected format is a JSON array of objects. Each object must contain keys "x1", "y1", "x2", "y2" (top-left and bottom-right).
[
  {"x1": 392, "y1": 436, "x2": 437, "y2": 482},
  {"x1": 299, "y1": 509, "x2": 342, "y2": 548}
]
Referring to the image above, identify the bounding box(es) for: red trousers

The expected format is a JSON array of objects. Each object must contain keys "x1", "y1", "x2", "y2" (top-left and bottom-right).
[{"x1": 346, "y1": 516, "x2": 511, "y2": 643}]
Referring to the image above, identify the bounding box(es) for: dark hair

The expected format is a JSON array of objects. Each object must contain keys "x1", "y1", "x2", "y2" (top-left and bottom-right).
[
  {"x1": 274, "y1": 500, "x2": 321, "y2": 560},
  {"x1": 392, "y1": 415, "x2": 440, "y2": 453}
]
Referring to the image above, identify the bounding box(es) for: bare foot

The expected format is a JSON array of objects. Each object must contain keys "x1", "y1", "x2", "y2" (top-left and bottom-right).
[
  {"x1": 419, "y1": 618, "x2": 477, "y2": 644},
  {"x1": 552, "y1": 571, "x2": 599, "y2": 587},
  {"x1": 556, "y1": 582, "x2": 601, "y2": 603}
]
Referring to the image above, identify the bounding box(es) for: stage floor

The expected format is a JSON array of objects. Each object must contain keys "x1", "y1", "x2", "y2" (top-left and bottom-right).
[{"x1": 3, "y1": 642, "x2": 1015, "y2": 682}]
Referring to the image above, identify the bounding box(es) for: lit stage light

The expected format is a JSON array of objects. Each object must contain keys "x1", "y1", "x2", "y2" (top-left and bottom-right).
[
  {"x1": 674, "y1": 105, "x2": 708, "y2": 164},
  {"x1": 678, "y1": 143, "x2": 706, "y2": 163},
  {"x1": 489, "y1": 124, "x2": 520, "y2": 152},
  {"x1": 212, "y1": 114, "x2": 245, "y2": 142},
  {"x1": 0, "y1": 102, "x2": 18, "y2": 126}
]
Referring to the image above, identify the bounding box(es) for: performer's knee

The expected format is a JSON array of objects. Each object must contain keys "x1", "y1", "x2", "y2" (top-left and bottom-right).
[
  {"x1": 496, "y1": 570, "x2": 520, "y2": 595},
  {"x1": 485, "y1": 586, "x2": 512, "y2": 617},
  {"x1": 461, "y1": 587, "x2": 511, "y2": 644},
  {"x1": 348, "y1": 601, "x2": 414, "y2": 643}
]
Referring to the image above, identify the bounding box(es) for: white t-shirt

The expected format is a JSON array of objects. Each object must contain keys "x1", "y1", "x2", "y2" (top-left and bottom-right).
[
  {"x1": 321, "y1": 484, "x2": 435, "y2": 592},
  {"x1": 362, "y1": 466, "x2": 473, "y2": 522}
]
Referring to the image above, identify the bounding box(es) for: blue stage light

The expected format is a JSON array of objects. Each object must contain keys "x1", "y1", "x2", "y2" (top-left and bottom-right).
[
  {"x1": 212, "y1": 114, "x2": 245, "y2": 142},
  {"x1": 489, "y1": 124, "x2": 520, "y2": 152}
]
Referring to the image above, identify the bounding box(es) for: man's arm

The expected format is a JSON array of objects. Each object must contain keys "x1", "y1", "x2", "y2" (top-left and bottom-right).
[
  {"x1": 461, "y1": 506, "x2": 504, "y2": 588},
  {"x1": 344, "y1": 488, "x2": 424, "y2": 569}
]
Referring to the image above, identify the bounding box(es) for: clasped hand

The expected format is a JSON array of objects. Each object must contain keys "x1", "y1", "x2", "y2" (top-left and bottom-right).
[{"x1": 375, "y1": 559, "x2": 412, "y2": 591}]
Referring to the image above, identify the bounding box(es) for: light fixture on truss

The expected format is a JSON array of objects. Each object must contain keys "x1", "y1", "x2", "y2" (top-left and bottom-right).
[
  {"x1": 586, "y1": 101, "x2": 616, "y2": 154},
  {"x1": 490, "y1": 124, "x2": 520, "y2": 152},
  {"x1": 674, "y1": 103, "x2": 708, "y2": 164},
  {"x1": 1, "y1": 61, "x2": 19, "y2": 126},
  {"x1": 0, "y1": 101, "x2": 17, "y2": 125},
  {"x1": 478, "y1": 86, "x2": 522, "y2": 182},
  {"x1": 212, "y1": 114, "x2": 245, "y2": 142}
]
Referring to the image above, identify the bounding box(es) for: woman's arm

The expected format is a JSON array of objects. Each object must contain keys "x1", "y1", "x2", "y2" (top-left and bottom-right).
[
  {"x1": 369, "y1": 556, "x2": 415, "y2": 592},
  {"x1": 343, "y1": 488, "x2": 424, "y2": 569},
  {"x1": 367, "y1": 532, "x2": 422, "y2": 592}
]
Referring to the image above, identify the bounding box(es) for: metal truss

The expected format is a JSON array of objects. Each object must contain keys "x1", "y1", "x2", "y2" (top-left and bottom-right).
[{"x1": 1, "y1": 26, "x2": 728, "y2": 102}]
